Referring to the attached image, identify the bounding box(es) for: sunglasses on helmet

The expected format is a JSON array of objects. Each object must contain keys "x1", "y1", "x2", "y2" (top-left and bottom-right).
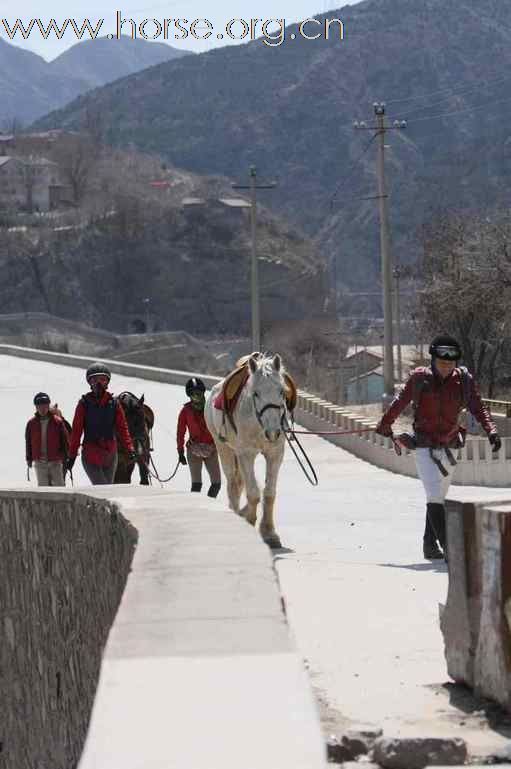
[
  {"x1": 434, "y1": 346, "x2": 459, "y2": 360},
  {"x1": 89, "y1": 374, "x2": 109, "y2": 384}
]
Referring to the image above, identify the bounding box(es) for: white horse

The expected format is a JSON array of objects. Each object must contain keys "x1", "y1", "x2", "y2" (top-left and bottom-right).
[{"x1": 205, "y1": 352, "x2": 288, "y2": 549}]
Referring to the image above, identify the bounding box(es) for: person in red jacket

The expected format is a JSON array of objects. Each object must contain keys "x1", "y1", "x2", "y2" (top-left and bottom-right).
[
  {"x1": 177, "y1": 377, "x2": 221, "y2": 497},
  {"x1": 66, "y1": 363, "x2": 136, "y2": 485},
  {"x1": 26, "y1": 392, "x2": 69, "y2": 486},
  {"x1": 376, "y1": 335, "x2": 500, "y2": 561}
]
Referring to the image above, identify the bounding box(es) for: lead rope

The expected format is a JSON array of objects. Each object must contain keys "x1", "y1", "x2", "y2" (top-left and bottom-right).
[{"x1": 282, "y1": 413, "x2": 319, "y2": 486}]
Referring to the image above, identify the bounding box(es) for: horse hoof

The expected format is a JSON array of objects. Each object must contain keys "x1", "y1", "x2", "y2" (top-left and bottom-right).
[{"x1": 263, "y1": 534, "x2": 282, "y2": 550}]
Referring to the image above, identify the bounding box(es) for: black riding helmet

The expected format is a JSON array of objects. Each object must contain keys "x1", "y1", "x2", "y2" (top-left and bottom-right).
[
  {"x1": 33, "y1": 392, "x2": 50, "y2": 405},
  {"x1": 86, "y1": 362, "x2": 111, "y2": 382},
  {"x1": 185, "y1": 377, "x2": 206, "y2": 397},
  {"x1": 429, "y1": 334, "x2": 462, "y2": 361}
]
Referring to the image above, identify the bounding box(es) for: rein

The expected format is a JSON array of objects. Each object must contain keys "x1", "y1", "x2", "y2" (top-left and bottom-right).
[
  {"x1": 146, "y1": 456, "x2": 181, "y2": 485},
  {"x1": 251, "y1": 393, "x2": 319, "y2": 486},
  {"x1": 281, "y1": 413, "x2": 318, "y2": 486},
  {"x1": 282, "y1": 427, "x2": 375, "y2": 436}
]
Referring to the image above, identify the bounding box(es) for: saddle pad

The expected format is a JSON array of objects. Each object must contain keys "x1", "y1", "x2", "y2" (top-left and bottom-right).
[{"x1": 213, "y1": 352, "x2": 297, "y2": 414}]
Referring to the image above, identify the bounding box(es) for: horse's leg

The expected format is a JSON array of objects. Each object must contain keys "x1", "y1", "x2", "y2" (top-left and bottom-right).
[
  {"x1": 217, "y1": 444, "x2": 242, "y2": 512},
  {"x1": 237, "y1": 451, "x2": 259, "y2": 527},
  {"x1": 260, "y1": 443, "x2": 285, "y2": 548},
  {"x1": 114, "y1": 458, "x2": 127, "y2": 484},
  {"x1": 139, "y1": 460, "x2": 149, "y2": 485}
]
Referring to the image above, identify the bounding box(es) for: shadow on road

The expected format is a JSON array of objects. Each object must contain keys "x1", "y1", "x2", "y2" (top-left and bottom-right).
[
  {"x1": 377, "y1": 561, "x2": 448, "y2": 573},
  {"x1": 443, "y1": 682, "x2": 511, "y2": 738},
  {"x1": 272, "y1": 546, "x2": 295, "y2": 562}
]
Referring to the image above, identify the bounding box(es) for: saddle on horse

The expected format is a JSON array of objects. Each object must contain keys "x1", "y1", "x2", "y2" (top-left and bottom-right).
[{"x1": 214, "y1": 352, "x2": 297, "y2": 436}]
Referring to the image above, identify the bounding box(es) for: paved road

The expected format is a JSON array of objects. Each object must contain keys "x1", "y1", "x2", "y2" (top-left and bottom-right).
[{"x1": 4, "y1": 355, "x2": 511, "y2": 757}]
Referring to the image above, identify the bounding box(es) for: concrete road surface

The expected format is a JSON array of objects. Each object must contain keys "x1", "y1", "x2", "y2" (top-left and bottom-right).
[{"x1": 3, "y1": 354, "x2": 511, "y2": 758}]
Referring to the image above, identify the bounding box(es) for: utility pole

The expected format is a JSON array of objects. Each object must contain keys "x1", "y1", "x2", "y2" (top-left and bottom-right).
[
  {"x1": 354, "y1": 104, "x2": 406, "y2": 402},
  {"x1": 232, "y1": 166, "x2": 276, "y2": 351},
  {"x1": 393, "y1": 264, "x2": 403, "y2": 383}
]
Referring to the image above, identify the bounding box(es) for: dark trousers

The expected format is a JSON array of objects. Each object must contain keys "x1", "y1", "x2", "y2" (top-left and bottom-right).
[{"x1": 83, "y1": 452, "x2": 118, "y2": 485}]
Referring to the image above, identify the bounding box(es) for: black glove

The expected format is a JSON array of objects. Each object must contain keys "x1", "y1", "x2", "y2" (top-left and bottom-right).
[
  {"x1": 27, "y1": 460, "x2": 32, "y2": 468},
  {"x1": 127, "y1": 450, "x2": 137, "y2": 462},
  {"x1": 65, "y1": 457, "x2": 75, "y2": 472},
  {"x1": 489, "y1": 433, "x2": 502, "y2": 453},
  {"x1": 178, "y1": 450, "x2": 187, "y2": 466}
]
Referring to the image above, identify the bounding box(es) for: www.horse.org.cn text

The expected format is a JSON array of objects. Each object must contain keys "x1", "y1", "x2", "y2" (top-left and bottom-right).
[{"x1": 0, "y1": 13, "x2": 345, "y2": 47}]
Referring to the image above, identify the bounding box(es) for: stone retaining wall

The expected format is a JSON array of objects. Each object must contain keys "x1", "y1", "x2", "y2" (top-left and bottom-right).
[{"x1": 0, "y1": 490, "x2": 137, "y2": 769}]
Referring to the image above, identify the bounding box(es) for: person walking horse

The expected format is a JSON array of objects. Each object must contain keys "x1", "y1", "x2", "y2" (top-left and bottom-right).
[
  {"x1": 375, "y1": 334, "x2": 501, "y2": 560},
  {"x1": 66, "y1": 363, "x2": 136, "y2": 485},
  {"x1": 26, "y1": 392, "x2": 69, "y2": 486},
  {"x1": 177, "y1": 377, "x2": 221, "y2": 497}
]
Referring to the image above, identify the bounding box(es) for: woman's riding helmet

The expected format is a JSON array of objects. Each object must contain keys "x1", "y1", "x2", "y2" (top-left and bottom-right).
[
  {"x1": 33, "y1": 392, "x2": 51, "y2": 405},
  {"x1": 429, "y1": 335, "x2": 462, "y2": 361},
  {"x1": 86, "y1": 362, "x2": 111, "y2": 383},
  {"x1": 185, "y1": 377, "x2": 206, "y2": 397}
]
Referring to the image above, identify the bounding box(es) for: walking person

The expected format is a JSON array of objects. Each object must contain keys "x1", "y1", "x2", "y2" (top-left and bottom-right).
[
  {"x1": 177, "y1": 378, "x2": 221, "y2": 497},
  {"x1": 66, "y1": 363, "x2": 136, "y2": 485},
  {"x1": 375, "y1": 335, "x2": 501, "y2": 560},
  {"x1": 26, "y1": 392, "x2": 69, "y2": 486}
]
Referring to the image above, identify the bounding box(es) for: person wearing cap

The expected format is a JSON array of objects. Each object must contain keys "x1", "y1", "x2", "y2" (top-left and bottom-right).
[
  {"x1": 66, "y1": 362, "x2": 136, "y2": 485},
  {"x1": 26, "y1": 392, "x2": 69, "y2": 486},
  {"x1": 375, "y1": 334, "x2": 500, "y2": 560},
  {"x1": 177, "y1": 377, "x2": 221, "y2": 497}
]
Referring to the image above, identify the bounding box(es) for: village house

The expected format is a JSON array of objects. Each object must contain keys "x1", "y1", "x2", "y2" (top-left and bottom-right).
[
  {"x1": 0, "y1": 155, "x2": 69, "y2": 213},
  {"x1": 342, "y1": 345, "x2": 427, "y2": 404}
]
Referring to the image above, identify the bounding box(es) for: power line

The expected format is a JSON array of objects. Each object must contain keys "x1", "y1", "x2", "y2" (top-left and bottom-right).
[
  {"x1": 385, "y1": 72, "x2": 511, "y2": 108},
  {"x1": 329, "y1": 132, "x2": 379, "y2": 210},
  {"x1": 409, "y1": 93, "x2": 511, "y2": 124}
]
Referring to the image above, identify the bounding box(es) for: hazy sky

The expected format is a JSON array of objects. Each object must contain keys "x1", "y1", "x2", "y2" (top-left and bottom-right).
[{"x1": 1, "y1": 0, "x2": 362, "y2": 60}]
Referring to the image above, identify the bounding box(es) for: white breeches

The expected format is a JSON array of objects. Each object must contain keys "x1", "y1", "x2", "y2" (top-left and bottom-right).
[{"x1": 415, "y1": 447, "x2": 456, "y2": 504}]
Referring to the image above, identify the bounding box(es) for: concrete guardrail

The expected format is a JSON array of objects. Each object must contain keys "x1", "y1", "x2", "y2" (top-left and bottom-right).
[{"x1": 441, "y1": 493, "x2": 511, "y2": 711}]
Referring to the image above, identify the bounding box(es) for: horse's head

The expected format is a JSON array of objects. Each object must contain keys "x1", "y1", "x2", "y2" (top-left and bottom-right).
[
  {"x1": 118, "y1": 392, "x2": 148, "y2": 454},
  {"x1": 247, "y1": 353, "x2": 287, "y2": 443}
]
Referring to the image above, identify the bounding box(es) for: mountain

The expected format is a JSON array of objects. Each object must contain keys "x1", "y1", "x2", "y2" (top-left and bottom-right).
[
  {"x1": 0, "y1": 38, "x2": 84, "y2": 124},
  {"x1": 48, "y1": 36, "x2": 188, "y2": 90},
  {"x1": 33, "y1": 0, "x2": 511, "y2": 293},
  {"x1": 0, "y1": 36, "x2": 189, "y2": 125}
]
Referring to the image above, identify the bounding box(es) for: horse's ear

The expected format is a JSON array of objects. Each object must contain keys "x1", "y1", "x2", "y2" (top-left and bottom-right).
[
  {"x1": 273, "y1": 354, "x2": 282, "y2": 372},
  {"x1": 140, "y1": 394, "x2": 145, "y2": 404},
  {"x1": 249, "y1": 354, "x2": 258, "y2": 374}
]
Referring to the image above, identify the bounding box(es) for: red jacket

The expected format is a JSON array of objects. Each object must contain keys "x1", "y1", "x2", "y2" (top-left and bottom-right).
[
  {"x1": 69, "y1": 391, "x2": 134, "y2": 466},
  {"x1": 177, "y1": 403, "x2": 215, "y2": 451},
  {"x1": 25, "y1": 413, "x2": 69, "y2": 463},
  {"x1": 378, "y1": 366, "x2": 496, "y2": 446}
]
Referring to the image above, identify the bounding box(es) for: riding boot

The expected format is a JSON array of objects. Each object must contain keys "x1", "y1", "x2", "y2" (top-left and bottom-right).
[
  {"x1": 426, "y1": 503, "x2": 447, "y2": 559},
  {"x1": 207, "y1": 483, "x2": 221, "y2": 498},
  {"x1": 423, "y1": 508, "x2": 442, "y2": 559},
  {"x1": 191, "y1": 482, "x2": 202, "y2": 493}
]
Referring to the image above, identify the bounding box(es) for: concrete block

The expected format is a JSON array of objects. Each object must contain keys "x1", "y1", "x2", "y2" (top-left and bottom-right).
[{"x1": 372, "y1": 737, "x2": 467, "y2": 769}]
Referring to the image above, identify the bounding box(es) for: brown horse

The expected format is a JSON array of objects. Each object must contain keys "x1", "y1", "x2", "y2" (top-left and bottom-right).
[{"x1": 114, "y1": 391, "x2": 154, "y2": 485}]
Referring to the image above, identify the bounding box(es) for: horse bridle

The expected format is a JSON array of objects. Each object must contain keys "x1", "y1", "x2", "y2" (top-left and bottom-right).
[{"x1": 252, "y1": 393, "x2": 286, "y2": 433}]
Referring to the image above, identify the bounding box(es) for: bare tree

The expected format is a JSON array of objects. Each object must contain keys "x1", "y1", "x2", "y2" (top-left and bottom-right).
[
  {"x1": 416, "y1": 210, "x2": 511, "y2": 395},
  {"x1": 51, "y1": 134, "x2": 94, "y2": 205}
]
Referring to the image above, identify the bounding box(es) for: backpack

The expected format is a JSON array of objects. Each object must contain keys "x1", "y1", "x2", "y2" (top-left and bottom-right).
[{"x1": 412, "y1": 366, "x2": 478, "y2": 434}]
